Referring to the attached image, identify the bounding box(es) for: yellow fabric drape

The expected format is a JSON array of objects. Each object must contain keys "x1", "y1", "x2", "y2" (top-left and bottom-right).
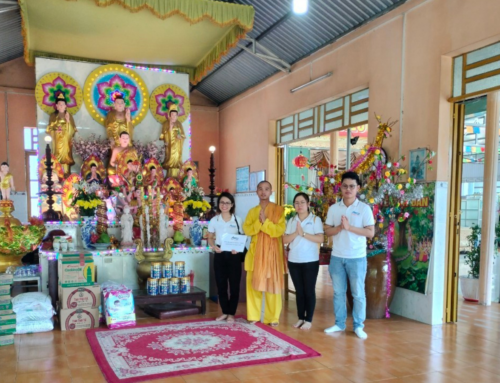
[
  {"x1": 243, "y1": 203, "x2": 286, "y2": 295},
  {"x1": 19, "y1": 0, "x2": 255, "y2": 85}
]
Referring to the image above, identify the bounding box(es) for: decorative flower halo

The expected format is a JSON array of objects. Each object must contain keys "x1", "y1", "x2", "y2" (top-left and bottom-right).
[
  {"x1": 62, "y1": 173, "x2": 82, "y2": 207},
  {"x1": 35, "y1": 72, "x2": 83, "y2": 115},
  {"x1": 83, "y1": 64, "x2": 149, "y2": 126},
  {"x1": 149, "y1": 84, "x2": 190, "y2": 124}
]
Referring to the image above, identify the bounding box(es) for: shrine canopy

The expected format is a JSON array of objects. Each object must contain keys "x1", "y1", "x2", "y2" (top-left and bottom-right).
[{"x1": 19, "y1": 0, "x2": 254, "y2": 85}]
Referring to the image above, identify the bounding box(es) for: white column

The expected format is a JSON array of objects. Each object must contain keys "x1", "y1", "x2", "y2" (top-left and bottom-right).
[
  {"x1": 479, "y1": 91, "x2": 500, "y2": 305},
  {"x1": 330, "y1": 131, "x2": 338, "y2": 168}
]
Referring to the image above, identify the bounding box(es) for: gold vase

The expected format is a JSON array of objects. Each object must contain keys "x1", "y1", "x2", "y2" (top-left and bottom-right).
[
  {"x1": 134, "y1": 238, "x2": 173, "y2": 289},
  {"x1": 0, "y1": 200, "x2": 25, "y2": 272}
]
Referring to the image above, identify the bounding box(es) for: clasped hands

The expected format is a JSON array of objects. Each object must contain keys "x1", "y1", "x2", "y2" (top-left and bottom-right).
[{"x1": 340, "y1": 215, "x2": 351, "y2": 232}]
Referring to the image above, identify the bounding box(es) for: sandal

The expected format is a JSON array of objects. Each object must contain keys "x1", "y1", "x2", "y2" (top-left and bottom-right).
[
  {"x1": 269, "y1": 322, "x2": 279, "y2": 327},
  {"x1": 300, "y1": 321, "x2": 312, "y2": 330},
  {"x1": 227, "y1": 315, "x2": 235, "y2": 323},
  {"x1": 293, "y1": 320, "x2": 304, "y2": 328},
  {"x1": 216, "y1": 315, "x2": 228, "y2": 321}
]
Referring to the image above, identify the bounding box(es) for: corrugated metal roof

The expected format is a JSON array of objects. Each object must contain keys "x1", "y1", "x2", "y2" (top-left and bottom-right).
[
  {"x1": 0, "y1": 0, "x2": 408, "y2": 104},
  {"x1": 195, "y1": 0, "x2": 409, "y2": 104},
  {"x1": 0, "y1": 3, "x2": 23, "y2": 66}
]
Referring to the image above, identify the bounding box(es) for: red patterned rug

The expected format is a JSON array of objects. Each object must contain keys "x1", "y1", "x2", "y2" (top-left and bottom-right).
[{"x1": 86, "y1": 317, "x2": 320, "y2": 383}]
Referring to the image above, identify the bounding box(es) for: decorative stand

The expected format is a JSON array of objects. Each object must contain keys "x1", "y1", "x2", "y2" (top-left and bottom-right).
[
  {"x1": 41, "y1": 137, "x2": 61, "y2": 222},
  {"x1": 206, "y1": 146, "x2": 216, "y2": 220}
]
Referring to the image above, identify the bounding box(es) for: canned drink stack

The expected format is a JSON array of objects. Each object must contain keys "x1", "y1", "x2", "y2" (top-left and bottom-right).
[
  {"x1": 147, "y1": 278, "x2": 159, "y2": 295},
  {"x1": 151, "y1": 262, "x2": 162, "y2": 279}
]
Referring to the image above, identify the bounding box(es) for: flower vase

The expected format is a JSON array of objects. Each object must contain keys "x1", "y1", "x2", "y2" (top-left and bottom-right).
[
  {"x1": 81, "y1": 216, "x2": 96, "y2": 250},
  {"x1": 189, "y1": 217, "x2": 203, "y2": 246}
]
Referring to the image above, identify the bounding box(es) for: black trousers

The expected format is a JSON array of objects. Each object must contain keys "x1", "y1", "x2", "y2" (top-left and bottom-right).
[
  {"x1": 288, "y1": 260, "x2": 320, "y2": 322},
  {"x1": 213, "y1": 251, "x2": 242, "y2": 315}
]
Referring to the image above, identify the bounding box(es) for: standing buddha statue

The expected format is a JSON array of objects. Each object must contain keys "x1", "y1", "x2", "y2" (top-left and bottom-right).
[
  {"x1": 105, "y1": 95, "x2": 134, "y2": 147},
  {"x1": 160, "y1": 104, "x2": 185, "y2": 177},
  {"x1": 46, "y1": 92, "x2": 77, "y2": 177}
]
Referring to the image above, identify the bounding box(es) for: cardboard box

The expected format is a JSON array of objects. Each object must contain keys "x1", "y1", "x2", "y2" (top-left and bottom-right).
[
  {"x1": 58, "y1": 254, "x2": 95, "y2": 287},
  {"x1": 0, "y1": 273, "x2": 13, "y2": 286},
  {"x1": 0, "y1": 299, "x2": 11, "y2": 311},
  {"x1": 0, "y1": 306, "x2": 13, "y2": 315},
  {"x1": 59, "y1": 285, "x2": 101, "y2": 309},
  {"x1": 0, "y1": 334, "x2": 14, "y2": 347},
  {"x1": 59, "y1": 307, "x2": 99, "y2": 331},
  {"x1": 0, "y1": 313, "x2": 15, "y2": 326},
  {"x1": 0, "y1": 285, "x2": 10, "y2": 296},
  {"x1": 0, "y1": 323, "x2": 16, "y2": 334}
]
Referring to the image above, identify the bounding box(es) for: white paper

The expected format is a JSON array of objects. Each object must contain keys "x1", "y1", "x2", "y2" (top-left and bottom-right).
[{"x1": 220, "y1": 233, "x2": 248, "y2": 252}]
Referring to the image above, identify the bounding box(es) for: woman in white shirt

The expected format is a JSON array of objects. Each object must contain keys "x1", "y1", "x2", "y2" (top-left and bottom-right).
[
  {"x1": 208, "y1": 192, "x2": 245, "y2": 323},
  {"x1": 283, "y1": 193, "x2": 324, "y2": 330}
]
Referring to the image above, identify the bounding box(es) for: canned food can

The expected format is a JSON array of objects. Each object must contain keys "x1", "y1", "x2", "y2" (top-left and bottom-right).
[
  {"x1": 159, "y1": 278, "x2": 170, "y2": 295},
  {"x1": 151, "y1": 262, "x2": 162, "y2": 279},
  {"x1": 147, "y1": 278, "x2": 158, "y2": 296},
  {"x1": 180, "y1": 277, "x2": 190, "y2": 293},
  {"x1": 162, "y1": 262, "x2": 173, "y2": 278},
  {"x1": 174, "y1": 261, "x2": 185, "y2": 278},
  {"x1": 170, "y1": 278, "x2": 180, "y2": 294}
]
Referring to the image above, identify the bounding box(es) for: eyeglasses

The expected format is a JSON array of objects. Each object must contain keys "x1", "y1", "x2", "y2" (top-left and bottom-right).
[
  {"x1": 294, "y1": 201, "x2": 308, "y2": 206},
  {"x1": 341, "y1": 184, "x2": 357, "y2": 190},
  {"x1": 220, "y1": 202, "x2": 233, "y2": 206}
]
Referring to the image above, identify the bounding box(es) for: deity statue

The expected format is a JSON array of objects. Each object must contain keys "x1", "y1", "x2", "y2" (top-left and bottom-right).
[
  {"x1": 85, "y1": 164, "x2": 102, "y2": 185},
  {"x1": 120, "y1": 205, "x2": 134, "y2": 246},
  {"x1": 160, "y1": 104, "x2": 185, "y2": 177},
  {"x1": 46, "y1": 92, "x2": 77, "y2": 176},
  {"x1": 107, "y1": 132, "x2": 138, "y2": 177},
  {"x1": 105, "y1": 95, "x2": 134, "y2": 147},
  {"x1": 182, "y1": 167, "x2": 198, "y2": 192},
  {"x1": 145, "y1": 166, "x2": 160, "y2": 189},
  {"x1": 0, "y1": 162, "x2": 15, "y2": 200}
]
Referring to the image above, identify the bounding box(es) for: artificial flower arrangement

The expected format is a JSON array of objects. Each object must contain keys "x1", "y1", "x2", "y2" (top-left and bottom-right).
[
  {"x1": 133, "y1": 141, "x2": 164, "y2": 162},
  {"x1": 182, "y1": 186, "x2": 211, "y2": 218},
  {"x1": 283, "y1": 204, "x2": 297, "y2": 221},
  {"x1": 73, "y1": 133, "x2": 111, "y2": 160},
  {"x1": 70, "y1": 179, "x2": 102, "y2": 217}
]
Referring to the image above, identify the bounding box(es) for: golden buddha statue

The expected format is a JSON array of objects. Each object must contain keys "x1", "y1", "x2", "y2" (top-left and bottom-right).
[
  {"x1": 46, "y1": 93, "x2": 77, "y2": 176},
  {"x1": 160, "y1": 104, "x2": 185, "y2": 177},
  {"x1": 107, "y1": 132, "x2": 138, "y2": 177},
  {"x1": 105, "y1": 95, "x2": 134, "y2": 147}
]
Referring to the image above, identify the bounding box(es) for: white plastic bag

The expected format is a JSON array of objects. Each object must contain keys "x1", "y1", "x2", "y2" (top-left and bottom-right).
[
  {"x1": 15, "y1": 318, "x2": 54, "y2": 334},
  {"x1": 12, "y1": 292, "x2": 53, "y2": 312},
  {"x1": 15, "y1": 306, "x2": 54, "y2": 322}
]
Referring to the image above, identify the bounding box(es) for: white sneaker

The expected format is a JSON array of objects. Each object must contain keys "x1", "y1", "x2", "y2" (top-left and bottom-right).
[
  {"x1": 324, "y1": 325, "x2": 345, "y2": 333},
  {"x1": 354, "y1": 328, "x2": 368, "y2": 339}
]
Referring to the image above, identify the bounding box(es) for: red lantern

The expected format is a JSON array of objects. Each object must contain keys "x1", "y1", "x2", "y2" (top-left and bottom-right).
[{"x1": 293, "y1": 153, "x2": 308, "y2": 168}]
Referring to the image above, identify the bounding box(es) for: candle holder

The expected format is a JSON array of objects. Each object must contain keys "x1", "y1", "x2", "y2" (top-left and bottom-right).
[
  {"x1": 206, "y1": 146, "x2": 217, "y2": 220},
  {"x1": 41, "y1": 136, "x2": 62, "y2": 222}
]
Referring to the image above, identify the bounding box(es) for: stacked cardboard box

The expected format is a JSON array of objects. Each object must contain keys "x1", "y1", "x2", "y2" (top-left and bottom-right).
[
  {"x1": 0, "y1": 273, "x2": 14, "y2": 346},
  {"x1": 58, "y1": 253, "x2": 100, "y2": 331}
]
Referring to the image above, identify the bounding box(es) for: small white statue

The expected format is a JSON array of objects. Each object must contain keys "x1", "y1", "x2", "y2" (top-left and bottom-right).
[
  {"x1": 120, "y1": 205, "x2": 134, "y2": 246},
  {"x1": 159, "y1": 205, "x2": 168, "y2": 244}
]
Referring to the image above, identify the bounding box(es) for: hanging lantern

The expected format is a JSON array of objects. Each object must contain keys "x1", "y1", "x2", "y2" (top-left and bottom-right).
[{"x1": 293, "y1": 152, "x2": 308, "y2": 168}]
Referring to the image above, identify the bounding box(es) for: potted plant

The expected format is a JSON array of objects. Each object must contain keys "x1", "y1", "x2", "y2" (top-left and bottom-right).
[
  {"x1": 460, "y1": 223, "x2": 481, "y2": 302},
  {"x1": 182, "y1": 186, "x2": 211, "y2": 246}
]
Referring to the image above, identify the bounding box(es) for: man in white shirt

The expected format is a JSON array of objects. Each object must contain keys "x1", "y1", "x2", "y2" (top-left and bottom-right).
[{"x1": 323, "y1": 172, "x2": 375, "y2": 339}]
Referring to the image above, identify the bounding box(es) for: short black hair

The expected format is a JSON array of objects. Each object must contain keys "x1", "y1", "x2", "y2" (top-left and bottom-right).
[
  {"x1": 257, "y1": 180, "x2": 272, "y2": 189},
  {"x1": 127, "y1": 159, "x2": 133, "y2": 164},
  {"x1": 119, "y1": 131, "x2": 129, "y2": 137},
  {"x1": 1, "y1": 162, "x2": 8, "y2": 167},
  {"x1": 293, "y1": 192, "x2": 310, "y2": 212},
  {"x1": 216, "y1": 192, "x2": 235, "y2": 215},
  {"x1": 187, "y1": 168, "x2": 193, "y2": 172},
  {"x1": 341, "y1": 171, "x2": 361, "y2": 186},
  {"x1": 90, "y1": 164, "x2": 97, "y2": 168},
  {"x1": 114, "y1": 94, "x2": 124, "y2": 101},
  {"x1": 150, "y1": 166, "x2": 156, "y2": 170}
]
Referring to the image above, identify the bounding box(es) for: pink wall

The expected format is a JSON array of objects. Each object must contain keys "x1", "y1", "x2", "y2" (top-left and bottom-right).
[{"x1": 217, "y1": 0, "x2": 500, "y2": 192}]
